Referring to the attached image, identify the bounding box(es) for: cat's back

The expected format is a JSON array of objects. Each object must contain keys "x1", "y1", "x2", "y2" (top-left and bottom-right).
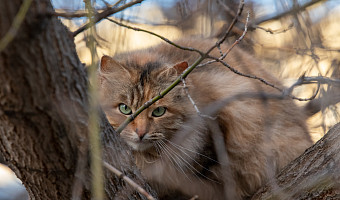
[{"x1": 153, "y1": 38, "x2": 312, "y2": 197}]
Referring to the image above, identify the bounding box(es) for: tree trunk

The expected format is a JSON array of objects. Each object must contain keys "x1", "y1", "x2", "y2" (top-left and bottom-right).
[
  {"x1": 251, "y1": 122, "x2": 340, "y2": 199},
  {"x1": 0, "y1": 0, "x2": 154, "y2": 199}
]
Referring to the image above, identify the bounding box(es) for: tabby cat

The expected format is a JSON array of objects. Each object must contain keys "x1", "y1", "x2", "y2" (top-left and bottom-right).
[{"x1": 98, "y1": 38, "x2": 312, "y2": 199}]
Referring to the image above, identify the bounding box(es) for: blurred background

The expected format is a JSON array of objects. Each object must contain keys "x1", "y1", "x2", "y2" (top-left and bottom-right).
[
  {"x1": 1, "y1": 0, "x2": 340, "y2": 199},
  {"x1": 55, "y1": 0, "x2": 340, "y2": 140}
]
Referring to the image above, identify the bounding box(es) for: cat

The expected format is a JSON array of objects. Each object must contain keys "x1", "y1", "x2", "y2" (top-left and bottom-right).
[{"x1": 98, "y1": 38, "x2": 313, "y2": 199}]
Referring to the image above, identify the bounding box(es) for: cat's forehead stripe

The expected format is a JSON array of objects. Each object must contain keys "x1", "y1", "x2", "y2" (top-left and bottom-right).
[{"x1": 139, "y1": 61, "x2": 161, "y2": 86}]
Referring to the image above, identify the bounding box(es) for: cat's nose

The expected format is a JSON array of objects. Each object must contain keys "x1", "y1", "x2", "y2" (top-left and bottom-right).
[{"x1": 136, "y1": 128, "x2": 147, "y2": 140}]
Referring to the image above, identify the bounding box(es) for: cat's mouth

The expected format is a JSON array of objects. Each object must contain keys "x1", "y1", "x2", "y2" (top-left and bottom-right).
[
  {"x1": 124, "y1": 132, "x2": 165, "y2": 152},
  {"x1": 126, "y1": 140, "x2": 154, "y2": 151}
]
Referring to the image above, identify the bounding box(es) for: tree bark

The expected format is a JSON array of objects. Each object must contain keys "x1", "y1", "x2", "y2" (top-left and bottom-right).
[
  {"x1": 0, "y1": 0, "x2": 154, "y2": 199},
  {"x1": 251, "y1": 123, "x2": 340, "y2": 200}
]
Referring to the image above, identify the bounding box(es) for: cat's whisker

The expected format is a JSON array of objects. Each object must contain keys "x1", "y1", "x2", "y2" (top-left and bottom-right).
[
  {"x1": 163, "y1": 138, "x2": 220, "y2": 164},
  {"x1": 160, "y1": 140, "x2": 204, "y2": 184},
  {"x1": 163, "y1": 139, "x2": 221, "y2": 180},
  {"x1": 160, "y1": 140, "x2": 220, "y2": 184},
  {"x1": 153, "y1": 141, "x2": 163, "y2": 160},
  {"x1": 158, "y1": 140, "x2": 193, "y2": 182},
  {"x1": 153, "y1": 141, "x2": 166, "y2": 181}
]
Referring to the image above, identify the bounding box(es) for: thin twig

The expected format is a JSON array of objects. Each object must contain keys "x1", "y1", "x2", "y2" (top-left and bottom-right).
[
  {"x1": 53, "y1": 9, "x2": 92, "y2": 18},
  {"x1": 217, "y1": 0, "x2": 236, "y2": 17},
  {"x1": 256, "y1": 23, "x2": 294, "y2": 34},
  {"x1": 284, "y1": 75, "x2": 322, "y2": 101},
  {"x1": 302, "y1": 76, "x2": 340, "y2": 85},
  {"x1": 220, "y1": 11, "x2": 250, "y2": 61},
  {"x1": 210, "y1": 57, "x2": 323, "y2": 101},
  {"x1": 197, "y1": 11, "x2": 249, "y2": 66},
  {"x1": 181, "y1": 78, "x2": 216, "y2": 120},
  {"x1": 103, "y1": 161, "x2": 156, "y2": 200},
  {"x1": 252, "y1": 0, "x2": 324, "y2": 25},
  {"x1": 0, "y1": 0, "x2": 32, "y2": 53},
  {"x1": 109, "y1": 0, "x2": 124, "y2": 8},
  {"x1": 104, "y1": 17, "x2": 204, "y2": 55},
  {"x1": 216, "y1": 44, "x2": 224, "y2": 57},
  {"x1": 53, "y1": 0, "x2": 124, "y2": 18},
  {"x1": 206, "y1": 0, "x2": 244, "y2": 54},
  {"x1": 72, "y1": 0, "x2": 144, "y2": 37},
  {"x1": 211, "y1": 56, "x2": 283, "y2": 91}
]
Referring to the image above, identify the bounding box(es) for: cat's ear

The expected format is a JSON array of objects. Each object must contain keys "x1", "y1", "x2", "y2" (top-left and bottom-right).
[
  {"x1": 173, "y1": 61, "x2": 189, "y2": 74},
  {"x1": 100, "y1": 55, "x2": 130, "y2": 75},
  {"x1": 157, "y1": 61, "x2": 189, "y2": 80}
]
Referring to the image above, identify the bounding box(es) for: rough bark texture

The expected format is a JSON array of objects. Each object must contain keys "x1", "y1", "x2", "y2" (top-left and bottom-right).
[
  {"x1": 0, "y1": 0, "x2": 154, "y2": 199},
  {"x1": 252, "y1": 123, "x2": 340, "y2": 200}
]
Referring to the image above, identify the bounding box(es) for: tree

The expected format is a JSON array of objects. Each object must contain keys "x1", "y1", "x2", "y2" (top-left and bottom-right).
[
  {"x1": 0, "y1": 0, "x2": 154, "y2": 199},
  {"x1": 0, "y1": 0, "x2": 339, "y2": 199}
]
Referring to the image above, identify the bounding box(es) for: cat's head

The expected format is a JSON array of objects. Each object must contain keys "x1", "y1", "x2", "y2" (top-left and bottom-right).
[{"x1": 98, "y1": 54, "x2": 192, "y2": 152}]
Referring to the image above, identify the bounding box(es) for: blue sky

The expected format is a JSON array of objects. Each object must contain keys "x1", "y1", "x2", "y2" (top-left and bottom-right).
[{"x1": 51, "y1": 0, "x2": 339, "y2": 24}]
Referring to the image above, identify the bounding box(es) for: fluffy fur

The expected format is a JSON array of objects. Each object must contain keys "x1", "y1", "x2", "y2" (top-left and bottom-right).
[{"x1": 98, "y1": 38, "x2": 312, "y2": 199}]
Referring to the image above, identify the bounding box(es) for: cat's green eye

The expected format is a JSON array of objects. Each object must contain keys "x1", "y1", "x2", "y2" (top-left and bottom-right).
[
  {"x1": 152, "y1": 107, "x2": 166, "y2": 117},
  {"x1": 119, "y1": 103, "x2": 132, "y2": 115}
]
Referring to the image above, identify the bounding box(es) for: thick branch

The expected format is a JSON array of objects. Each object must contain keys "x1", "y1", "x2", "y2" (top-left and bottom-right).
[{"x1": 251, "y1": 123, "x2": 340, "y2": 199}]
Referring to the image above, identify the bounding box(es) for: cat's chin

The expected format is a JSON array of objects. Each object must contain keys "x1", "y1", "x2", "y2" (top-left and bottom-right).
[{"x1": 126, "y1": 140, "x2": 153, "y2": 152}]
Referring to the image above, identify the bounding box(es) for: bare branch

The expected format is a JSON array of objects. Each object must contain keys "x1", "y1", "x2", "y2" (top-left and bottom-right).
[
  {"x1": 181, "y1": 78, "x2": 216, "y2": 120},
  {"x1": 53, "y1": 9, "x2": 91, "y2": 18},
  {"x1": 72, "y1": 0, "x2": 144, "y2": 37},
  {"x1": 302, "y1": 76, "x2": 340, "y2": 85},
  {"x1": 104, "y1": 17, "x2": 204, "y2": 55},
  {"x1": 217, "y1": 0, "x2": 237, "y2": 17},
  {"x1": 253, "y1": 0, "x2": 325, "y2": 25},
  {"x1": 208, "y1": 56, "x2": 283, "y2": 90},
  {"x1": 210, "y1": 56, "x2": 338, "y2": 102},
  {"x1": 108, "y1": 0, "x2": 124, "y2": 8},
  {"x1": 198, "y1": 11, "x2": 250, "y2": 67},
  {"x1": 206, "y1": 0, "x2": 244, "y2": 54},
  {"x1": 103, "y1": 161, "x2": 156, "y2": 200},
  {"x1": 256, "y1": 23, "x2": 294, "y2": 34},
  {"x1": 220, "y1": 11, "x2": 250, "y2": 61},
  {"x1": 53, "y1": 0, "x2": 124, "y2": 18}
]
